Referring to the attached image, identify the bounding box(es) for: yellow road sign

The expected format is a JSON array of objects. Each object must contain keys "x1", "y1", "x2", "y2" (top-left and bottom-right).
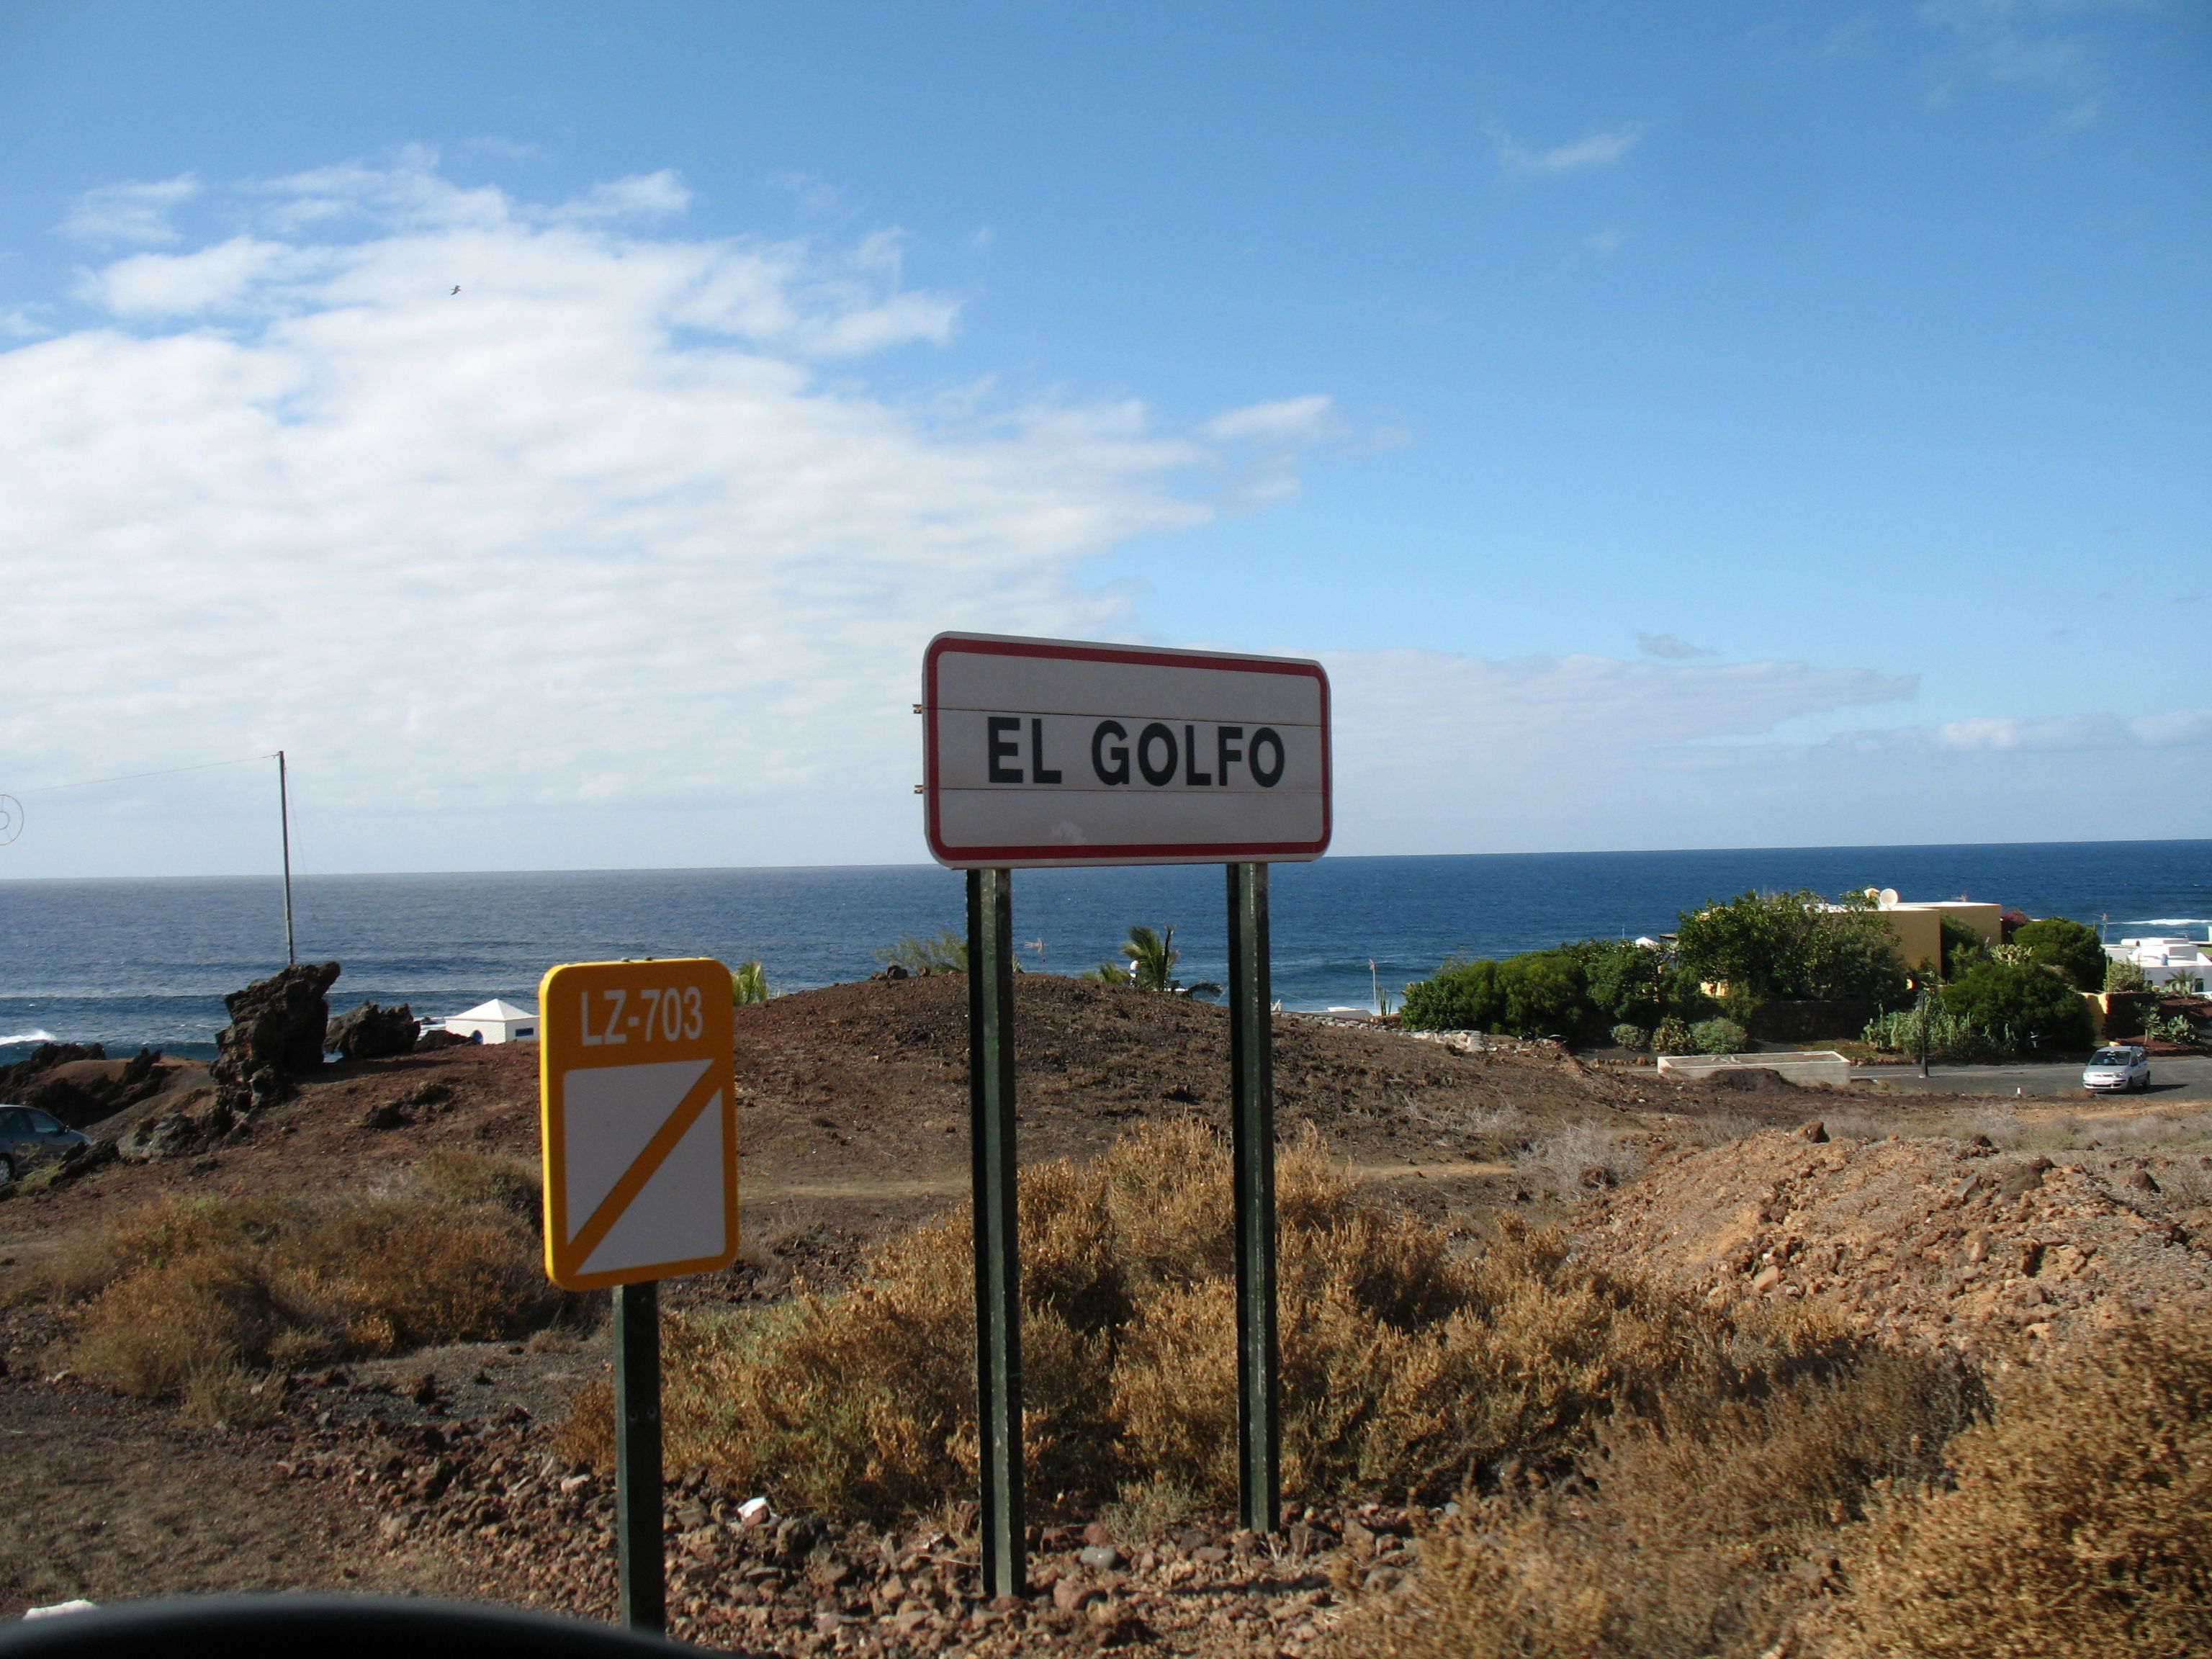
[{"x1": 539, "y1": 958, "x2": 738, "y2": 1290}]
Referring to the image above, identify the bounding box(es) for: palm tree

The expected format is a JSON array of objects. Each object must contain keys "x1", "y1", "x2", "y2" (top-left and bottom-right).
[
  {"x1": 732, "y1": 961, "x2": 772, "y2": 1004},
  {"x1": 1089, "y1": 925, "x2": 1220, "y2": 998}
]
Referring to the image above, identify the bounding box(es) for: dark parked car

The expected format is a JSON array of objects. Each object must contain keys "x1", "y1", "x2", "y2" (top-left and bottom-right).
[{"x1": 0, "y1": 1104, "x2": 91, "y2": 1184}]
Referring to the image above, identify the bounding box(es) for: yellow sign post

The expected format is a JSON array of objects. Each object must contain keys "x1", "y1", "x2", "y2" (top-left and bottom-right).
[
  {"x1": 539, "y1": 956, "x2": 737, "y2": 1634},
  {"x1": 540, "y1": 957, "x2": 738, "y2": 1288}
]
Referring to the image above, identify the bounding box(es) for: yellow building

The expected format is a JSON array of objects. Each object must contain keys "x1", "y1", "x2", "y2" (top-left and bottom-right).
[{"x1": 1858, "y1": 892, "x2": 2004, "y2": 976}]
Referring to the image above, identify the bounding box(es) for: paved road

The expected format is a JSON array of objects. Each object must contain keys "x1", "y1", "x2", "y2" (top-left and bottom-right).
[{"x1": 1849, "y1": 1054, "x2": 2212, "y2": 1102}]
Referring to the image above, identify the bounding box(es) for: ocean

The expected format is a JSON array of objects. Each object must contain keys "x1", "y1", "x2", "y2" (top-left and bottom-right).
[{"x1": 2, "y1": 841, "x2": 2206, "y2": 1060}]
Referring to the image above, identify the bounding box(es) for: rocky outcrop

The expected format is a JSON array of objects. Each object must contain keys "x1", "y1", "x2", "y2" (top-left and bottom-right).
[
  {"x1": 0, "y1": 1042, "x2": 105, "y2": 1092},
  {"x1": 2, "y1": 1046, "x2": 171, "y2": 1129},
  {"x1": 414, "y1": 1028, "x2": 482, "y2": 1053},
  {"x1": 328, "y1": 1000, "x2": 421, "y2": 1062},
  {"x1": 210, "y1": 961, "x2": 342, "y2": 1122}
]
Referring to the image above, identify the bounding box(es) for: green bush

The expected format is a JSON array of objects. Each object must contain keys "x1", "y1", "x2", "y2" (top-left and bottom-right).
[
  {"x1": 1676, "y1": 889, "x2": 1908, "y2": 1007},
  {"x1": 1689, "y1": 1017, "x2": 1748, "y2": 1056},
  {"x1": 1609, "y1": 1022, "x2": 1650, "y2": 1052},
  {"x1": 2009, "y1": 917, "x2": 2107, "y2": 990},
  {"x1": 1861, "y1": 1004, "x2": 2015, "y2": 1063},
  {"x1": 1402, "y1": 951, "x2": 1587, "y2": 1038},
  {"x1": 2144, "y1": 1010, "x2": 2198, "y2": 1044},
  {"x1": 1938, "y1": 913, "x2": 1992, "y2": 977},
  {"x1": 1653, "y1": 1017, "x2": 1691, "y2": 1056},
  {"x1": 2106, "y1": 957, "x2": 2152, "y2": 994},
  {"x1": 1572, "y1": 940, "x2": 1712, "y2": 1028},
  {"x1": 1942, "y1": 961, "x2": 2093, "y2": 1053},
  {"x1": 1498, "y1": 951, "x2": 1586, "y2": 1037},
  {"x1": 1401, "y1": 959, "x2": 1504, "y2": 1032}
]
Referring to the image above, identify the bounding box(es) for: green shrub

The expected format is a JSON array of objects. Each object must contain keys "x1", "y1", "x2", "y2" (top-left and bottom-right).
[
  {"x1": 2144, "y1": 1010, "x2": 2198, "y2": 1044},
  {"x1": 1653, "y1": 1017, "x2": 1691, "y2": 1056},
  {"x1": 1939, "y1": 914, "x2": 1991, "y2": 977},
  {"x1": 2107, "y1": 957, "x2": 2153, "y2": 994},
  {"x1": 1401, "y1": 958, "x2": 1504, "y2": 1031},
  {"x1": 1689, "y1": 1018, "x2": 1748, "y2": 1056},
  {"x1": 2008, "y1": 917, "x2": 2108, "y2": 989},
  {"x1": 1942, "y1": 960, "x2": 2094, "y2": 1053},
  {"x1": 1498, "y1": 952, "x2": 1586, "y2": 1037},
  {"x1": 1609, "y1": 1023, "x2": 1650, "y2": 1052},
  {"x1": 1676, "y1": 889, "x2": 1907, "y2": 1007},
  {"x1": 1404, "y1": 951, "x2": 1587, "y2": 1038},
  {"x1": 730, "y1": 961, "x2": 771, "y2": 1004},
  {"x1": 1861, "y1": 1005, "x2": 2015, "y2": 1063},
  {"x1": 1569, "y1": 940, "x2": 1712, "y2": 1028}
]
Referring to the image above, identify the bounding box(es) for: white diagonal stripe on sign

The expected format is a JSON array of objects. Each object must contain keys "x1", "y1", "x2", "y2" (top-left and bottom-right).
[
  {"x1": 560, "y1": 1057, "x2": 713, "y2": 1244},
  {"x1": 578, "y1": 1088, "x2": 728, "y2": 1277}
]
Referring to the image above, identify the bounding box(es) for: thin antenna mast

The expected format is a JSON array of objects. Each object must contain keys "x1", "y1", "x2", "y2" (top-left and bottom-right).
[{"x1": 277, "y1": 750, "x2": 297, "y2": 966}]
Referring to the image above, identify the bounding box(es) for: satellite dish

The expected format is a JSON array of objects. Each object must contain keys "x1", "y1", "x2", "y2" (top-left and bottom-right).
[
  {"x1": 1880, "y1": 889, "x2": 1900, "y2": 907},
  {"x1": 0, "y1": 795, "x2": 20, "y2": 846}
]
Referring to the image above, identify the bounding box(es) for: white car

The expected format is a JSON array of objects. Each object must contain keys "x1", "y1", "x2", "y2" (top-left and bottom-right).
[{"x1": 2082, "y1": 1046, "x2": 2152, "y2": 1094}]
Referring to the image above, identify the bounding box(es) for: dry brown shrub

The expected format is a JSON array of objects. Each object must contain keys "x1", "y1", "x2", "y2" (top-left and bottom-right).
[
  {"x1": 56, "y1": 1181, "x2": 562, "y2": 1399},
  {"x1": 1336, "y1": 1349, "x2": 1979, "y2": 1659},
  {"x1": 1824, "y1": 1308, "x2": 2212, "y2": 1659},
  {"x1": 563, "y1": 1122, "x2": 1862, "y2": 1522}
]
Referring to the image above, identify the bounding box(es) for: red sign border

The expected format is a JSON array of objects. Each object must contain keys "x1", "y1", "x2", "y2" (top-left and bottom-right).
[{"x1": 922, "y1": 632, "x2": 1332, "y2": 868}]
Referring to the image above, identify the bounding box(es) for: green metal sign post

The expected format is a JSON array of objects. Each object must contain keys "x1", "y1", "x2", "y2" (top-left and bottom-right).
[
  {"x1": 1226, "y1": 860, "x2": 1280, "y2": 1533},
  {"x1": 967, "y1": 867, "x2": 1025, "y2": 1600},
  {"x1": 927, "y1": 632, "x2": 1331, "y2": 1596},
  {"x1": 613, "y1": 1280, "x2": 665, "y2": 1634}
]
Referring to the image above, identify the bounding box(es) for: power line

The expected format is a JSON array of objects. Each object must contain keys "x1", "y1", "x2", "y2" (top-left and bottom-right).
[{"x1": 12, "y1": 752, "x2": 279, "y2": 796}]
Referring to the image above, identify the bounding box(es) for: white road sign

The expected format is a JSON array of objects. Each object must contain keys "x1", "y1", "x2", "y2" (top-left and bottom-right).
[
  {"x1": 539, "y1": 957, "x2": 738, "y2": 1290},
  {"x1": 922, "y1": 632, "x2": 1331, "y2": 868}
]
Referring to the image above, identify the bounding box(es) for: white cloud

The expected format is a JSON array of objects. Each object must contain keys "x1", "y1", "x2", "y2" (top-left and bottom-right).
[
  {"x1": 548, "y1": 171, "x2": 694, "y2": 224},
  {"x1": 1493, "y1": 124, "x2": 1646, "y2": 179},
  {"x1": 59, "y1": 175, "x2": 201, "y2": 246},
  {"x1": 1917, "y1": 0, "x2": 2142, "y2": 123},
  {"x1": 1637, "y1": 631, "x2": 1714, "y2": 660},
  {"x1": 12, "y1": 156, "x2": 2203, "y2": 876},
  {"x1": 85, "y1": 237, "x2": 330, "y2": 316},
  {"x1": 1832, "y1": 709, "x2": 2212, "y2": 754},
  {"x1": 1, "y1": 161, "x2": 1223, "y2": 874},
  {"x1": 1202, "y1": 395, "x2": 1336, "y2": 443}
]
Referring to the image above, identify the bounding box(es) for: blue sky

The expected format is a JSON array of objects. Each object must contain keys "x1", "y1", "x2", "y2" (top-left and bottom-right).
[{"x1": 1, "y1": 1, "x2": 2207, "y2": 876}]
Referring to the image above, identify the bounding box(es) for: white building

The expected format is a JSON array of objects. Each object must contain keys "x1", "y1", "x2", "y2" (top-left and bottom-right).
[
  {"x1": 2106, "y1": 938, "x2": 2211, "y2": 992},
  {"x1": 439, "y1": 999, "x2": 540, "y2": 1043}
]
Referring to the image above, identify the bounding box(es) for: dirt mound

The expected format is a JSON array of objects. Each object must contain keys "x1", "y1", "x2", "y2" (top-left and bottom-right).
[{"x1": 1576, "y1": 1126, "x2": 2212, "y2": 1359}]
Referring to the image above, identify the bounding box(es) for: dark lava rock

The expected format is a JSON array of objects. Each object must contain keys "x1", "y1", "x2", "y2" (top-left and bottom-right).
[
  {"x1": 1707, "y1": 1067, "x2": 1787, "y2": 1092},
  {"x1": 414, "y1": 1028, "x2": 483, "y2": 1053},
  {"x1": 211, "y1": 961, "x2": 341, "y2": 1118},
  {"x1": 328, "y1": 999, "x2": 421, "y2": 1061},
  {"x1": 0, "y1": 1043, "x2": 105, "y2": 1091}
]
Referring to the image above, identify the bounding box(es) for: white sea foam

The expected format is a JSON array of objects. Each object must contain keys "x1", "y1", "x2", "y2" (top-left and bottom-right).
[{"x1": 0, "y1": 1030, "x2": 58, "y2": 1046}]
